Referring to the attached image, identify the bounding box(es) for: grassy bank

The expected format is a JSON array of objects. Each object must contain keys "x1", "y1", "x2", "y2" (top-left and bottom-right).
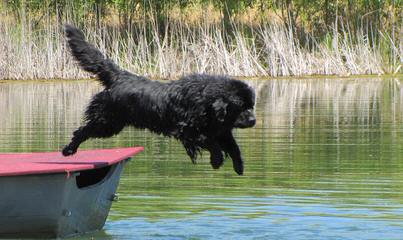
[{"x1": 0, "y1": 3, "x2": 401, "y2": 80}]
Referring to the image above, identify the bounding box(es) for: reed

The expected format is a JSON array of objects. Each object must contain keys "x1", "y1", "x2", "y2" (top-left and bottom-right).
[{"x1": 0, "y1": 12, "x2": 401, "y2": 80}]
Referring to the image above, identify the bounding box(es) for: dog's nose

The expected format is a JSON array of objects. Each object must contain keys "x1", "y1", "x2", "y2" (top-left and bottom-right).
[{"x1": 247, "y1": 118, "x2": 256, "y2": 127}]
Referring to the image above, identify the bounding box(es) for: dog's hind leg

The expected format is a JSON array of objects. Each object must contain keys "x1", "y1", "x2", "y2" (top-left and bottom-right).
[
  {"x1": 217, "y1": 131, "x2": 244, "y2": 175},
  {"x1": 62, "y1": 124, "x2": 92, "y2": 156},
  {"x1": 62, "y1": 92, "x2": 125, "y2": 156},
  {"x1": 62, "y1": 119, "x2": 125, "y2": 156}
]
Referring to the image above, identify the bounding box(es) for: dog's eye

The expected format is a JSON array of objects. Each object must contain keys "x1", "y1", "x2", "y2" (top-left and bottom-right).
[{"x1": 244, "y1": 100, "x2": 255, "y2": 109}]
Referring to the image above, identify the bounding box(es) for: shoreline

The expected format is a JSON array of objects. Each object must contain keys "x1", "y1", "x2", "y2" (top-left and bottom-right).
[{"x1": 1, "y1": 73, "x2": 402, "y2": 84}]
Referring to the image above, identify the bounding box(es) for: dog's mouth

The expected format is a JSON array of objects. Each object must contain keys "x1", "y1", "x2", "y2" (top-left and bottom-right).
[
  {"x1": 234, "y1": 117, "x2": 256, "y2": 128},
  {"x1": 234, "y1": 119, "x2": 256, "y2": 128}
]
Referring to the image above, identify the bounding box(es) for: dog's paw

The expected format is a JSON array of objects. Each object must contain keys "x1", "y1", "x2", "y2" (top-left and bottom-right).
[
  {"x1": 210, "y1": 152, "x2": 224, "y2": 169},
  {"x1": 233, "y1": 161, "x2": 244, "y2": 175},
  {"x1": 210, "y1": 158, "x2": 224, "y2": 169},
  {"x1": 62, "y1": 145, "x2": 77, "y2": 156}
]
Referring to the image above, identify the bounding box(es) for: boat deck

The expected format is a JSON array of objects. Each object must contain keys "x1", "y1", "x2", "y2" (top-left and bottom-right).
[{"x1": 0, "y1": 147, "x2": 144, "y2": 176}]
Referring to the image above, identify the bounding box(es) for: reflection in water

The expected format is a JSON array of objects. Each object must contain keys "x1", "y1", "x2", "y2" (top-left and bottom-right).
[
  {"x1": 0, "y1": 80, "x2": 101, "y2": 151},
  {"x1": 0, "y1": 77, "x2": 403, "y2": 239}
]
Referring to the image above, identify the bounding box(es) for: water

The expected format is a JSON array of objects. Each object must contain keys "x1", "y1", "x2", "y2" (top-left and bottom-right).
[{"x1": 1, "y1": 77, "x2": 402, "y2": 239}]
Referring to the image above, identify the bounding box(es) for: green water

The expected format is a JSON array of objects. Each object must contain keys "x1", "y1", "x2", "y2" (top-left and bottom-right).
[{"x1": 1, "y1": 77, "x2": 402, "y2": 239}]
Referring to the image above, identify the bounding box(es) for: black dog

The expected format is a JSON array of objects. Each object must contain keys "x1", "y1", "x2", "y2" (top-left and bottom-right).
[{"x1": 62, "y1": 25, "x2": 256, "y2": 175}]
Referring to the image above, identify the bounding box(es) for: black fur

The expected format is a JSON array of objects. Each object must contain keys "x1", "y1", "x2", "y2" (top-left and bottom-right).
[{"x1": 62, "y1": 25, "x2": 256, "y2": 175}]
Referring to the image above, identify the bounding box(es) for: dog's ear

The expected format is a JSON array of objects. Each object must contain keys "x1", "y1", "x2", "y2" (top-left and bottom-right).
[{"x1": 212, "y1": 98, "x2": 228, "y2": 122}]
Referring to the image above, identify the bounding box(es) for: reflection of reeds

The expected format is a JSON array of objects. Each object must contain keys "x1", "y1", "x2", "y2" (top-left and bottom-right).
[
  {"x1": 0, "y1": 14, "x2": 401, "y2": 80},
  {"x1": 0, "y1": 81, "x2": 101, "y2": 151},
  {"x1": 258, "y1": 78, "x2": 403, "y2": 130},
  {"x1": 1, "y1": 78, "x2": 401, "y2": 150}
]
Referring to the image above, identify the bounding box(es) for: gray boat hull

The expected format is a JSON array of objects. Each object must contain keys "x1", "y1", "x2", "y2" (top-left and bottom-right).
[{"x1": 0, "y1": 159, "x2": 127, "y2": 238}]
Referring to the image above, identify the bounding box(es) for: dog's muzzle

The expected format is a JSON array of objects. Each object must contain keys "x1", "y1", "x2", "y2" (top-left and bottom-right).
[{"x1": 234, "y1": 109, "x2": 256, "y2": 128}]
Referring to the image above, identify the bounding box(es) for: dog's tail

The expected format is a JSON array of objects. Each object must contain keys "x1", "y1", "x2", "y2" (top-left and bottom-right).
[{"x1": 64, "y1": 24, "x2": 120, "y2": 88}]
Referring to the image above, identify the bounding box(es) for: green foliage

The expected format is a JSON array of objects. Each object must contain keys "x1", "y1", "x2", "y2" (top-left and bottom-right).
[{"x1": 1, "y1": 0, "x2": 400, "y2": 33}]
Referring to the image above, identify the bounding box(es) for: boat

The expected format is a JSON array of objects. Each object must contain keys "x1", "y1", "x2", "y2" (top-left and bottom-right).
[{"x1": 0, "y1": 147, "x2": 143, "y2": 238}]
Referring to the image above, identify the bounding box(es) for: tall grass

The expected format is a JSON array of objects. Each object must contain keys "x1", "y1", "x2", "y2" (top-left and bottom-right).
[{"x1": 0, "y1": 13, "x2": 401, "y2": 80}]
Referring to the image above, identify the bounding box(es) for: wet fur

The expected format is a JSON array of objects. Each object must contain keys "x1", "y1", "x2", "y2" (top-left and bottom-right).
[{"x1": 62, "y1": 25, "x2": 256, "y2": 175}]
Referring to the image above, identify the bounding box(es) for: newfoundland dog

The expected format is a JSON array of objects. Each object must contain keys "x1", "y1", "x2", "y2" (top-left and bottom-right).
[{"x1": 62, "y1": 25, "x2": 256, "y2": 175}]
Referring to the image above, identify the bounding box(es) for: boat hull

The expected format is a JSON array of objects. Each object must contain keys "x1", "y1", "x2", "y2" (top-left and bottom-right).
[{"x1": 0, "y1": 160, "x2": 126, "y2": 238}]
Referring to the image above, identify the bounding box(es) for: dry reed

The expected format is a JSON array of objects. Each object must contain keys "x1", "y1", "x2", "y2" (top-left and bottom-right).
[{"x1": 0, "y1": 15, "x2": 401, "y2": 80}]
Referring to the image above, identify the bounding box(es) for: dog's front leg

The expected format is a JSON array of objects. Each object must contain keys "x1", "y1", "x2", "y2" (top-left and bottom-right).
[
  {"x1": 205, "y1": 141, "x2": 224, "y2": 170},
  {"x1": 218, "y1": 131, "x2": 244, "y2": 175}
]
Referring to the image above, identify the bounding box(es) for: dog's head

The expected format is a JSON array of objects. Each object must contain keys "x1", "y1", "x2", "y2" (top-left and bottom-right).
[
  {"x1": 233, "y1": 108, "x2": 256, "y2": 128},
  {"x1": 213, "y1": 80, "x2": 256, "y2": 129}
]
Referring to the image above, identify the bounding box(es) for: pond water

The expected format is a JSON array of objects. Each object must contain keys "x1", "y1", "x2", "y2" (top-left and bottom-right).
[{"x1": 0, "y1": 77, "x2": 402, "y2": 239}]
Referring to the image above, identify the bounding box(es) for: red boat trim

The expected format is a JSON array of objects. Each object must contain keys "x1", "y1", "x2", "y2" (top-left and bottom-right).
[{"x1": 0, "y1": 147, "x2": 144, "y2": 177}]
